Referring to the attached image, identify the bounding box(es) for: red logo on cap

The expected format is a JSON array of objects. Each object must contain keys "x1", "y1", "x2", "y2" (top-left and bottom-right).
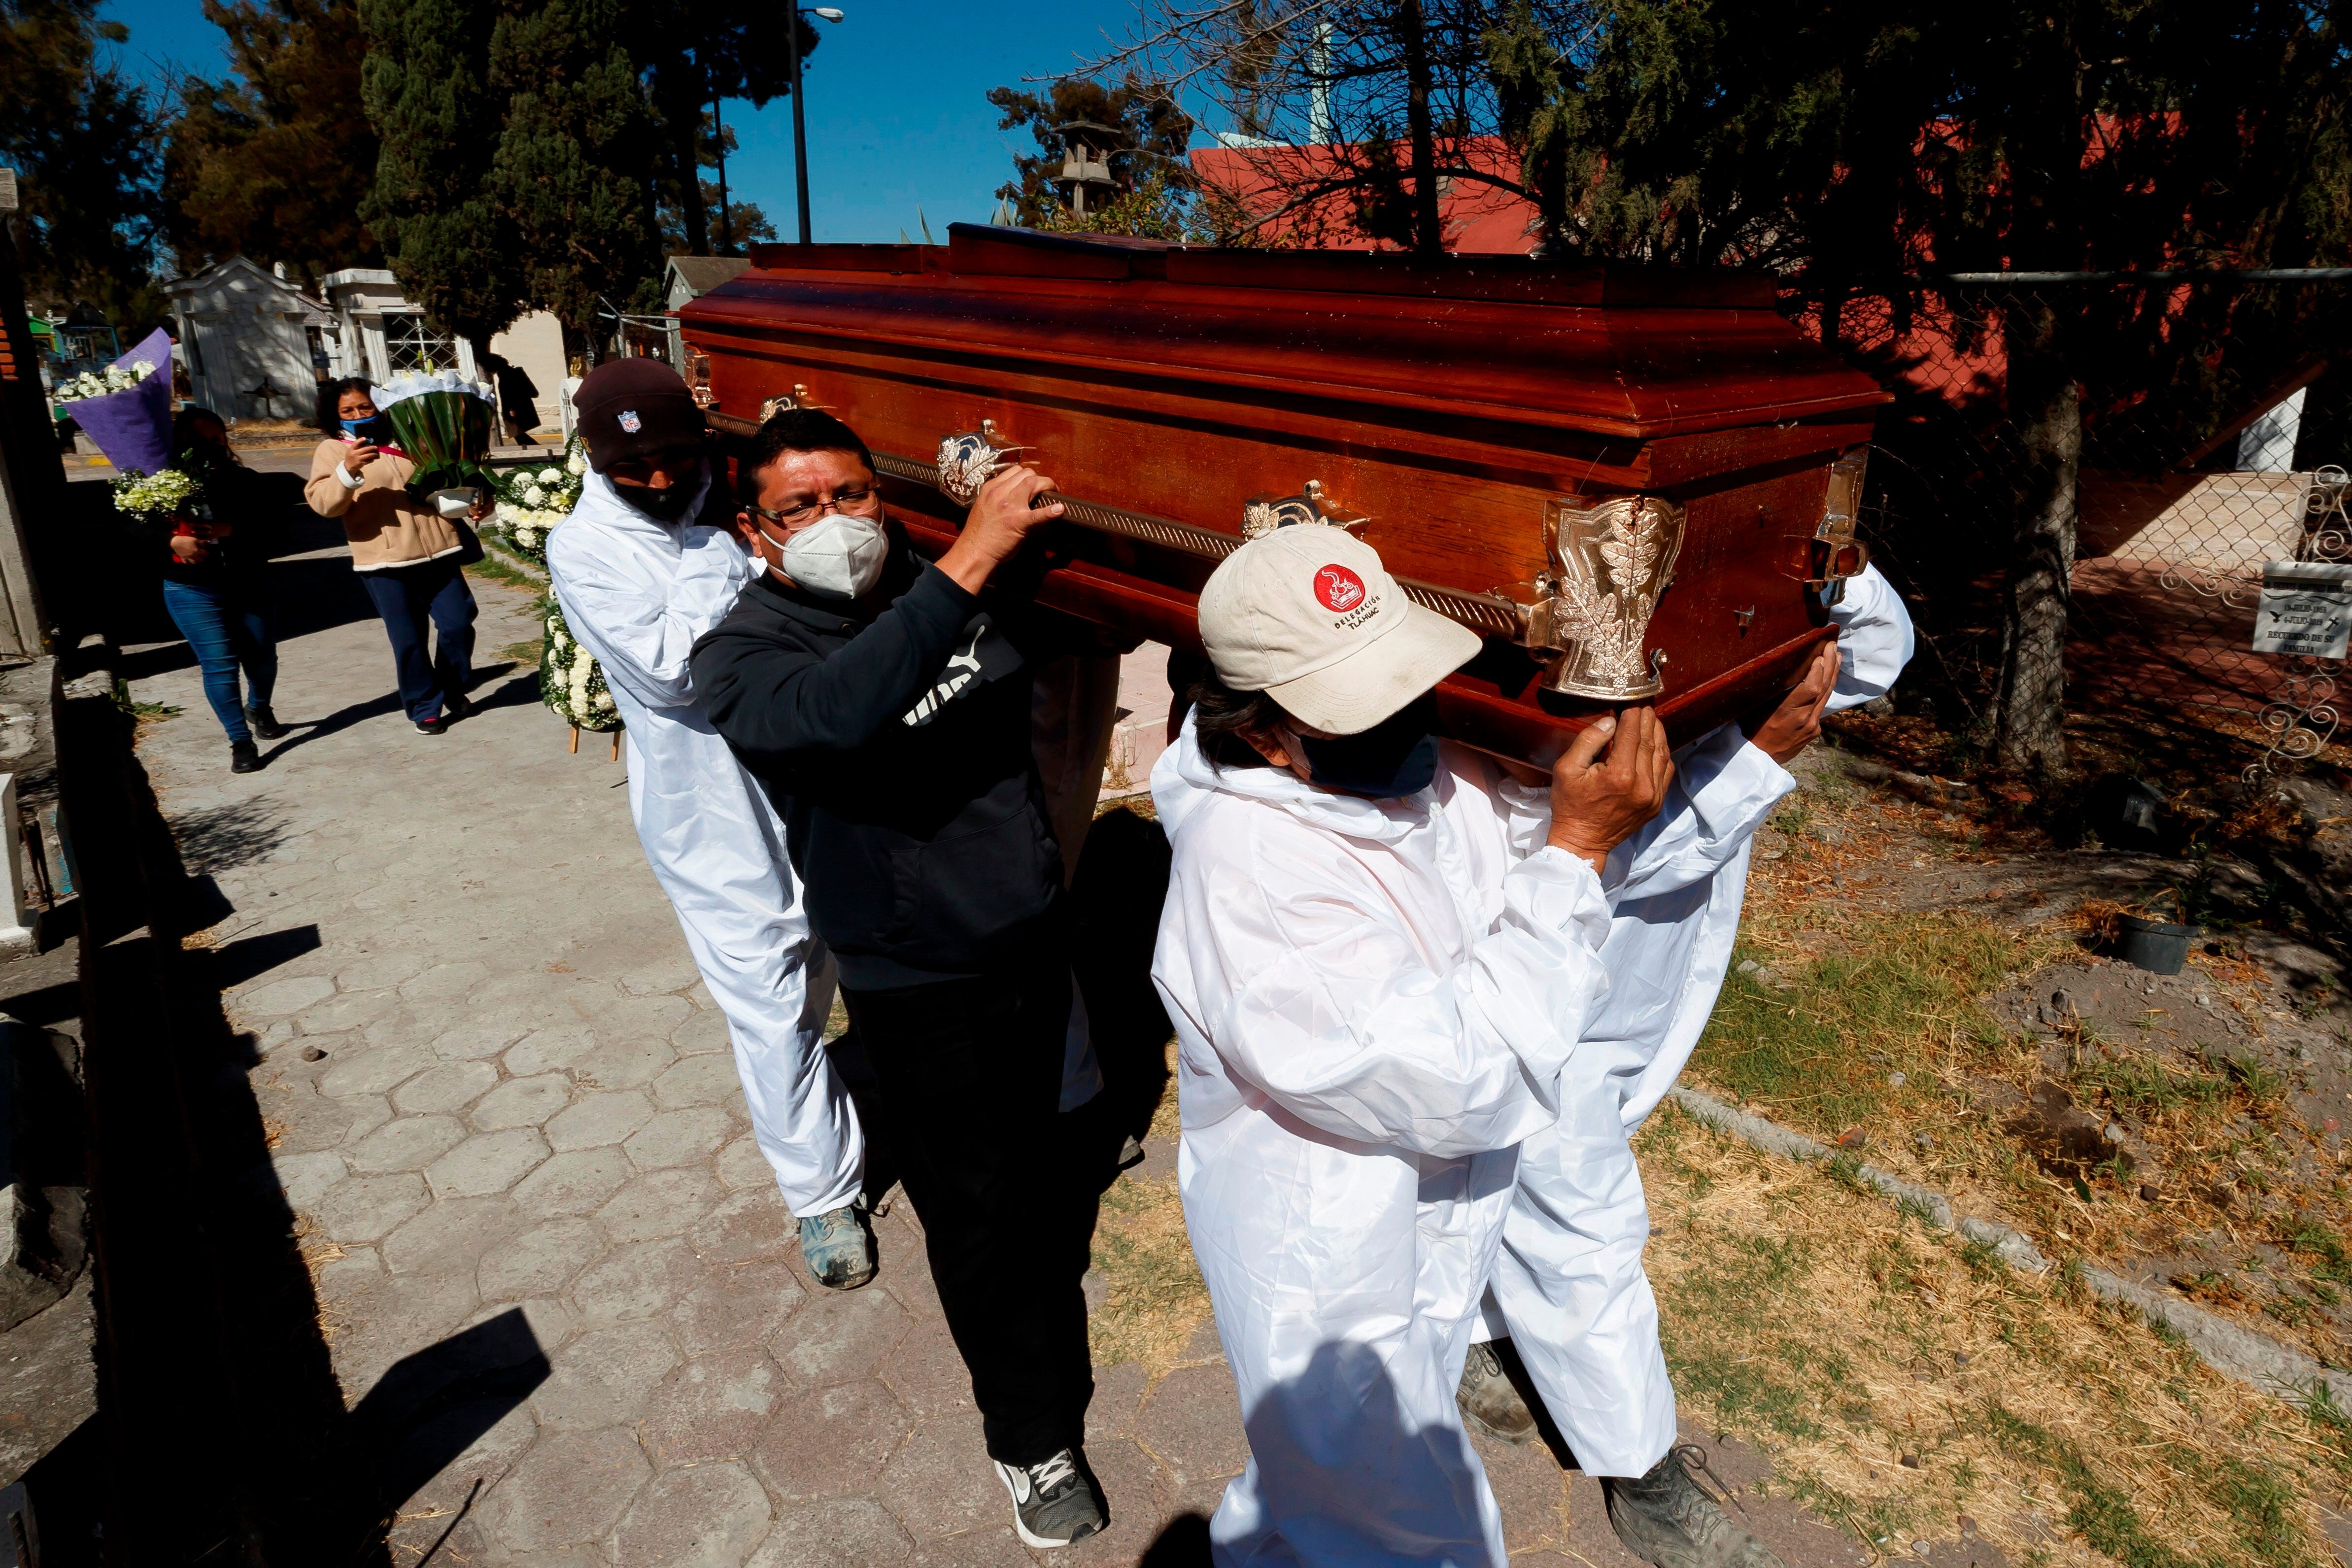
[{"x1": 1315, "y1": 564, "x2": 1366, "y2": 612}]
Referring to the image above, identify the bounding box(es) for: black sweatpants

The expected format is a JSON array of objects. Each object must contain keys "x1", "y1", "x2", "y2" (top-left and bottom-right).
[{"x1": 841, "y1": 953, "x2": 1094, "y2": 1465}]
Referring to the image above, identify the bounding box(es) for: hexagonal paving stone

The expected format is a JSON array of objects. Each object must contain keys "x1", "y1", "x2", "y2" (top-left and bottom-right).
[
  {"x1": 651, "y1": 1052, "x2": 744, "y2": 1111},
  {"x1": 875, "y1": 1320, "x2": 979, "y2": 1421},
  {"x1": 431, "y1": 1019, "x2": 536, "y2": 1061},
  {"x1": 584, "y1": 990, "x2": 695, "y2": 1045},
  {"x1": 332, "y1": 949, "x2": 433, "y2": 991},
  {"x1": 675, "y1": 1259, "x2": 805, "y2": 1358},
  {"x1": 312, "y1": 1172, "x2": 430, "y2": 1244},
  {"x1": 293, "y1": 988, "x2": 406, "y2": 1036},
  {"x1": 1132, "y1": 1362, "x2": 1250, "y2": 1491},
  {"x1": 573, "y1": 1035, "x2": 676, "y2": 1093},
  {"x1": 392, "y1": 1059, "x2": 501, "y2": 1116},
  {"x1": 769, "y1": 1279, "x2": 909, "y2": 1390},
  {"x1": 271, "y1": 1150, "x2": 348, "y2": 1211},
  {"x1": 874, "y1": 1405, "x2": 1002, "y2": 1544},
  {"x1": 478, "y1": 1427, "x2": 651, "y2": 1553},
  {"x1": 528, "y1": 1319, "x2": 681, "y2": 1432},
  {"x1": 714, "y1": 1136, "x2": 775, "y2": 1193},
  {"x1": 570, "y1": 1235, "x2": 697, "y2": 1328},
  {"x1": 318, "y1": 1040, "x2": 433, "y2": 1099},
  {"x1": 503, "y1": 1023, "x2": 601, "y2": 1078},
  {"x1": 671, "y1": 1007, "x2": 733, "y2": 1057},
  {"x1": 690, "y1": 1188, "x2": 795, "y2": 1266},
  {"x1": 640, "y1": 1347, "x2": 784, "y2": 1467},
  {"x1": 625, "y1": 1105, "x2": 739, "y2": 1171},
  {"x1": 748, "y1": 1500, "x2": 913, "y2": 1568},
  {"x1": 425, "y1": 1128, "x2": 550, "y2": 1199},
  {"x1": 236, "y1": 973, "x2": 338, "y2": 1018},
  {"x1": 750, "y1": 1378, "x2": 913, "y2": 1504},
  {"x1": 347, "y1": 1114, "x2": 469, "y2": 1176},
  {"x1": 381, "y1": 1194, "x2": 526, "y2": 1278},
  {"x1": 614, "y1": 1460, "x2": 772, "y2": 1568},
  {"x1": 545, "y1": 1090, "x2": 655, "y2": 1152},
  {"x1": 596, "y1": 1166, "x2": 723, "y2": 1245},
  {"x1": 401, "y1": 959, "x2": 491, "y2": 1001},
  {"x1": 511, "y1": 1146, "x2": 634, "y2": 1218},
  {"x1": 474, "y1": 1073, "x2": 573, "y2": 1130},
  {"x1": 612, "y1": 951, "x2": 704, "y2": 998},
  {"x1": 479, "y1": 1216, "x2": 606, "y2": 1301}
]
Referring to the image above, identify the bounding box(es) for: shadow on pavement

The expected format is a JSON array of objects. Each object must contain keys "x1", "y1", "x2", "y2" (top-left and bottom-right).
[{"x1": 59, "y1": 641, "x2": 547, "y2": 1562}]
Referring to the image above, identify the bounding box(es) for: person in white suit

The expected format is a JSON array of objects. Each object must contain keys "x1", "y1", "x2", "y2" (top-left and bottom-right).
[
  {"x1": 545, "y1": 360, "x2": 871, "y2": 1288},
  {"x1": 1460, "y1": 564, "x2": 1917, "y2": 1568},
  {"x1": 1151, "y1": 517, "x2": 1820, "y2": 1566}
]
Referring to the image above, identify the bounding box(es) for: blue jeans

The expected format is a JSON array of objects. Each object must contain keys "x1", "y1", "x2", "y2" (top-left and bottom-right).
[
  {"x1": 359, "y1": 558, "x2": 478, "y2": 722},
  {"x1": 160, "y1": 577, "x2": 278, "y2": 747}
]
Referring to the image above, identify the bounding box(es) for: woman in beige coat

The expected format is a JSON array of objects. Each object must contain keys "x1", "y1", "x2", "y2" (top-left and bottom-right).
[{"x1": 304, "y1": 378, "x2": 482, "y2": 734}]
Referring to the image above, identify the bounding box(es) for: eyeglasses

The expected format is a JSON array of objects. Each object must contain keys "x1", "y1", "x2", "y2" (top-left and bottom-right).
[{"x1": 746, "y1": 485, "x2": 882, "y2": 529}]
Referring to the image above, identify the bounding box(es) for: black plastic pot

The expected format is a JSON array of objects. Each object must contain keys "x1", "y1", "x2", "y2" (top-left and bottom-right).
[{"x1": 2114, "y1": 914, "x2": 2197, "y2": 976}]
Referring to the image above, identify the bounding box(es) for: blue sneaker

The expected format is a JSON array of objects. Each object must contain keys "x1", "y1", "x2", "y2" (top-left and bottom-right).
[{"x1": 798, "y1": 1204, "x2": 876, "y2": 1290}]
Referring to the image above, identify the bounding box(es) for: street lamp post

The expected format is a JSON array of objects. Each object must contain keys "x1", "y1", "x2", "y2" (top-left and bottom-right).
[{"x1": 789, "y1": 6, "x2": 845, "y2": 244}]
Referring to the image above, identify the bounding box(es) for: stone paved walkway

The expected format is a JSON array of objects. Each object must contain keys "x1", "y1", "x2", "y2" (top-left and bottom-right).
[{"x1": 117, "y1": 514, "x2": 1870, "y2": 1568}]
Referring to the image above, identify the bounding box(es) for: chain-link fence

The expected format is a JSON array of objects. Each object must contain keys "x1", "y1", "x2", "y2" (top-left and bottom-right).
[{"x1": 1788, "y1": 277, "x2": 2352, "y2": 784}]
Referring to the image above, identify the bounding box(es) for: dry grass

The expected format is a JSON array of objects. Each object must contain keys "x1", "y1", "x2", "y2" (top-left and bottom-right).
[
  {"x1": 1640, "y1": 1099, "x2": 2341, "y2": 1568},
  {"x1": 1087, "y1": 1045, "x2": 1213, "y2": 1380}
]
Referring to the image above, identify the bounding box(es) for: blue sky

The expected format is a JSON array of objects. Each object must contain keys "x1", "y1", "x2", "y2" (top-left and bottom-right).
[{"x1": 97, "y1": 0, "x2": 1194, "y2": 245}]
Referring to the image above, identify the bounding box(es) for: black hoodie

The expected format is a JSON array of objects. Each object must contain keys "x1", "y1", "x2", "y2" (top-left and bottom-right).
[{"x1": 689, "y1": 539, "x2": 1065, "y2": 989}]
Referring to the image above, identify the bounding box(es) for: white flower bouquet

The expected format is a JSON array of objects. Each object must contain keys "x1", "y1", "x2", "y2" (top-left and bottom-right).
[
  {"x1": 111, "y1": 468, "x2": 204, "y2": 522},
  {"x1": 541, "y1": 601, "x2": 622, "y2": 734},
  {"x1": 55, "y1": 361, "x2": 155, "y2": 402},
  {"x1": 60, "y1": 327, "x2": 175, "y2": 475},
  {"x1": 490, "y1": 436, "x2": 588, "y2": 566}
]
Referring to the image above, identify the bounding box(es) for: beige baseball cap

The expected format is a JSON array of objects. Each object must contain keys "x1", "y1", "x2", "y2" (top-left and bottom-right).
[{"x1": 1197, "y1": 526, "x2": 1482, "y2": 735}]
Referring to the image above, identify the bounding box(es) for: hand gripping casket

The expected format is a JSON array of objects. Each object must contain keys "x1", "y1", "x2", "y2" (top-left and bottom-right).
[{"x1": 678, "y1": 224, "x2": 1888, "y2": 766}]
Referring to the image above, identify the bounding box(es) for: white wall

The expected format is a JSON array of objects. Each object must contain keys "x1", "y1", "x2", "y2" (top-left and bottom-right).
[
  {"x1": 169, "y1": 261, "x2": 319, "y2": 422},
  {"x1": 486, "y1": 311, "x2": 568, "y2": 438}
]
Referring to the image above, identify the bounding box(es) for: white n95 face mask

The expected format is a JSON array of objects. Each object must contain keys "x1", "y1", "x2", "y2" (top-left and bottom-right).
[{"x1": 774, "y1": 511, "x2": 887, "y2": 600}]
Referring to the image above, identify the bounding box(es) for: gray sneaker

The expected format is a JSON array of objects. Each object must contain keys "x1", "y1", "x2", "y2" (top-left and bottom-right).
[
  {"x1": 1457, "y1": 1339, "x2": 1540, "y2": 1445},
  {"x1": 1603, "y1": 1446, "x2": 1785, "y2": 1568},
  {"x1": 994, "y1": 1446, "x2": 1107, "y2": 1548},
  {"x1": 797, "y1": 1205, "x2": 876, "y2": 1290}
]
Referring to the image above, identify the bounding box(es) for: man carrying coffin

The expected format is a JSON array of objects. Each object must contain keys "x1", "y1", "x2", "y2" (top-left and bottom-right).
[
  {"x1": 1461, "y1": 566, "x2": 1917, "y2": 1568},
  {"x1": 544, "y1": 361, "x2": 872, "y2": 1289}
]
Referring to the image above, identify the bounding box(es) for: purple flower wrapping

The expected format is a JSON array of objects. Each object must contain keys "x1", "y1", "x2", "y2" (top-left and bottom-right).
[{"x1": 66, "y1": 328, "x2": 174, "y2": 476}]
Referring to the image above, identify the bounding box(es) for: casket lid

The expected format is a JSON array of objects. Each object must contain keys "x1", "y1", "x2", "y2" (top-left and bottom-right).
[{"x1": 682, "y1": 225, "x2": 1886, "y2": 442}]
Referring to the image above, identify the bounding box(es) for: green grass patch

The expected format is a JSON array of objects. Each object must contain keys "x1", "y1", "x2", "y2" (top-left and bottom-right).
[
  {"x1": 464, "y1": 553, "x2": 541, "y2": 591},
  {"x1": 1690, "y1": 911, "x2": 2031, "y2": 1134},
  {"x1": 499, "y1": 638, "x2": 545, "y2": 668}
]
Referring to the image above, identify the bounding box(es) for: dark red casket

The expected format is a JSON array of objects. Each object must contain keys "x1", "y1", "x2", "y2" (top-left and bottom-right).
[{"x1": 678, "y1": 224, "x2": 1887, "y2": 765}]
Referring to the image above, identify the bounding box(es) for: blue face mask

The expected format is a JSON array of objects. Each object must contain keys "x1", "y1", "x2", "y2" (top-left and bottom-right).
[
  {"x1": 1291, "y1": 696, "x2": 1442, "y2": 798},
  {"x1": 340, "y1": 415, "x2": 385, "y2": 440}
]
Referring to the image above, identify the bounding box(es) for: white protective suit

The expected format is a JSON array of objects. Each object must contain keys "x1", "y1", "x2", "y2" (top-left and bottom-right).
[
  {"x1": 546, "y1": 468, "x2": 863, "y2": 1218},
  {"x1": 1474, "y1": 564, "x2": 1918, "y2": 1478},
  {"x1": 1149, "y1": 719, "x2": 1785, "y2": 1567}
]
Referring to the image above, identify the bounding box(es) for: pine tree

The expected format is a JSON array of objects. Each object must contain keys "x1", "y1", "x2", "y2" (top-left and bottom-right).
[
  {"x1": 487, "y1": 0, "x2": 664, "y2": 333},
  {"x1": 163, "y1": 0, "x2": 379, "y2": 286},
  {"x1": 1, "y1": 0, "x2": 165, "y2": 324},
  {"x1": 637, "y1": 1, "x2": 822, "y2": 257},
  {"x1": 358, "y1": 0, "x2": 521, "y2": 360},
  {"x1": 1483, "y1": 0, "x2": 2352, "y2": 775},
  {"x1": 987, "y1": 76, "x2": 1195, "y2": 229}
]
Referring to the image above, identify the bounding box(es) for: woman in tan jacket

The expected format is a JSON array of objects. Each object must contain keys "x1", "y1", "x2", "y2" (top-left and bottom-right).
[{"x1": 305, "y1": 378, "x2": 482, "y2": 734}]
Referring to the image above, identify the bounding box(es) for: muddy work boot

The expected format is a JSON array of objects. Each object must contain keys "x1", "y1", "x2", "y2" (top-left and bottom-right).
[
  {"x1": 797, "y1": 1204, "x2": 876, "y2": 1290},
  {"x1": 1456, "y1": 1339, "x2": 1540, "y2": 1445},
  {"x1": 1603, "y1": 1446, "x2": 1785, "y2": 1568}
]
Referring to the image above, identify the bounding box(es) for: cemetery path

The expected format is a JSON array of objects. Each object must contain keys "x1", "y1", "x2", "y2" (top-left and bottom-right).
[{"x1": 118, "y1": 530, "x2": 1870, "y2": 1568}]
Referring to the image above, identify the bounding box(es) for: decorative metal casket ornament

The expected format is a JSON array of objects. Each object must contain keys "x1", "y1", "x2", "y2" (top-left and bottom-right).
[
  {"x1": 935, "y1": 419, "x2": 1028, "y2": 507},
  {"x1": 1792, "y1": 445, "x2": 1871, "y2": 605},
  {"x1": 1240, "y1": 479, "x2": 1367, "y2": 539},
  {"x1": 1528, "y1": 493, "x2": 1688, "y2": 700}
]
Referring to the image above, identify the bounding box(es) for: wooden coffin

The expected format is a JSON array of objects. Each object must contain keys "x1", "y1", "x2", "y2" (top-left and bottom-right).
[{"x1": 677, "y1": 224, "x2": 1889, "y2": 764}]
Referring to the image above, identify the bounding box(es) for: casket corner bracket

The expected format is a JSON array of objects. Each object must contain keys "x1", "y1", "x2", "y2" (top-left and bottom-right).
[
  {"x1": 935, "y1": 418, "x2": 1031, "y2": 508},
  {"x1": 1521, "y1": 491, "x2": 1688, "y2": 701}
]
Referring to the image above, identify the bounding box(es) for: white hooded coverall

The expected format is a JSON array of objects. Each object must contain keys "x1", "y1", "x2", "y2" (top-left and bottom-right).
[
  {"x1": 1149, "y1": 719, "x2": 1786, "y2": 1568},
  {"x1": 546, "y1": 468, "x2": 863, "y2": 1218},
  {"x1": 1473, "y1": 564, "x2": 1919, "y2": 1479}
]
